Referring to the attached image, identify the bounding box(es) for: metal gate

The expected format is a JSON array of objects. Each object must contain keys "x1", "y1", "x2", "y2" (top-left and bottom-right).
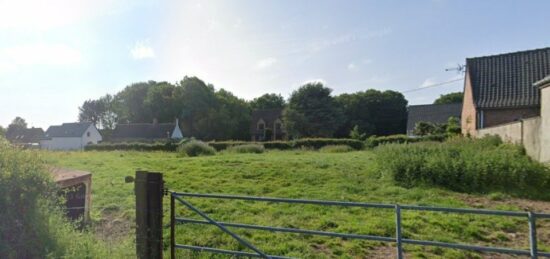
[{"x1": 168, "y1": 191, "x2": 550, "y2": 259}]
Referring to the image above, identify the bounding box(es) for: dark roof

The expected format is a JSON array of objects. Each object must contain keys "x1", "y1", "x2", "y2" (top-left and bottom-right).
[
  {"x1": 111, "y1": 123, "x2": 176, "y2": 140},
  {"x1": 407, "y1": 103, "x2": 462, "y2": 133},
  {"x1": 250, "y1": 109, "x2": 283, "y2": 133},
  {"x1": 466, "y1": 47, "x2": 550, "y2": 109},
  {"x1": 46, "y1": 122, "x2": 93, "y2": 138},
  {"x1": 6, "y1": 127, "x2": 46, "y2": 143}
]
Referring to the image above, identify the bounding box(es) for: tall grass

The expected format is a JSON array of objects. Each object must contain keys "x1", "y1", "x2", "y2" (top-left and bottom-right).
[
  {"x1": 376, "y1": 136, "x2": 550, "y2": 200},
  {"x1": 178, "y1": 140, "x2": 216, "y2": 157},
  {"x1": 226, "y1": 144, "x2": 265, "y2": 154}
]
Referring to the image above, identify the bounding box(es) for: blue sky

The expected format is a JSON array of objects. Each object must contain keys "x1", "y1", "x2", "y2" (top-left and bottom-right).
[{"x1": 1, "y1": 0, "x2": 549, "y2": 129}]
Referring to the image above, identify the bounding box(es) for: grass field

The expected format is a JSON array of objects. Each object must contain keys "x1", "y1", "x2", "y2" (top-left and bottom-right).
[{"x1": 42, "y1": 150, "x2": 550, "y2": 258}]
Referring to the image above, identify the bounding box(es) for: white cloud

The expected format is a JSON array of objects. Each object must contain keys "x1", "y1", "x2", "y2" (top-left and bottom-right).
[
  {"x1": 130, "y1": 40, "x2": 155, "y2": 60},
  {"x1": 420, "y1": 77, "x2": 437, "y2": 88},
  {"x1": 1, "y1": 43, "x2": 82, "y2": 68},
  {"x1": 255, "y1": 57, "x2": 277, "y2": 70},
  {"x1": 347, "y1": 63, "x2": 356, "y2": 70}
]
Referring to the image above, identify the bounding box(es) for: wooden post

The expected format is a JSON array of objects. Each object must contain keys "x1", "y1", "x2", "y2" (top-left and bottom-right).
[{"x1": 135, "y1": 171, "x2": 164, "y2": 259}]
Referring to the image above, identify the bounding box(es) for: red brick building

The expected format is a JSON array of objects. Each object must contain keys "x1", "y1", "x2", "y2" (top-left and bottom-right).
[{"x1": 462, "y1": 47, "x2": 550, "y2": 135}]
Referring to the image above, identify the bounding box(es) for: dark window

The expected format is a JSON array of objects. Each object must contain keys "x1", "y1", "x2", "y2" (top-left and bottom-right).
[
  {"x1": 258, "y1": 122, "x2": 265, "y2": 130},
  {"x1": 87, "y1": 132, "x2": 91, "y2": 137}
]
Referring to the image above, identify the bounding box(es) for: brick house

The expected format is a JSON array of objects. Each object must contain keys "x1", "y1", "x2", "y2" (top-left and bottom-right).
[
  {"x1": 250, "y1": 109, "x2": 287, "y2": 141},
  {"x1": 461, "y1": 47, "x2": 550, "y2": 135}
]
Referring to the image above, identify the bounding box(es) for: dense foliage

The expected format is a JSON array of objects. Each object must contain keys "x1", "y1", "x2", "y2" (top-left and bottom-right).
[
  {"x1": 209, "y1": 138, "x2": 363, "y2": 151},
  {"x1": 249, "y1": 93, "x2": 286, "y2": 110},
  {"x1": 336, "y1": 89, "x2": 408, "y2": 138},
  {"x1": 319, "y1": 145, "x2": 354, "y2": 153},
  {"x1": 178, "y1": 140, "x2": 216, "y2": 157},
  {"x1": 433, "y1": 92, "x2": 463, "y2": 104},
  {"x1": 365, "y1": 134, "x2": 447, "y2": 148},
  {"x1": 85, "y1": 141, "x2": 179, "y2": 151},
  {"x1": 376, "y1": 136, "x2": 550, "y2": 200},
  {"x1": 283, "y1": 83, "x2": 344, "y2": 138},
  {"x1": 226, "y1": 144, "x2": 265, "y2": 154},
  {"x1": 413, "y1": 116, "x2": 461, "y2": 136}
]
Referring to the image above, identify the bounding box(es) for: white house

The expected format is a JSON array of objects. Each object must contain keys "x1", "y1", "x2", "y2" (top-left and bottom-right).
[{"x1": 41, "y1": 122, "x2": 102, "y2": 150}]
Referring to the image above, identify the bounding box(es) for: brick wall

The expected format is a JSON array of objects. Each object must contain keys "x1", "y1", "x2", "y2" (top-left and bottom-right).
[{"x1": 461, "y1": 71, "x2": 477, "y2": 136}]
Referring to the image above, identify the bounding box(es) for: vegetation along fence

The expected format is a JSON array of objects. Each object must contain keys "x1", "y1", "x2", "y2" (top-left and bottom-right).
[{"x1": 135, "y1": 171, "x2": 550, "y2": 259}]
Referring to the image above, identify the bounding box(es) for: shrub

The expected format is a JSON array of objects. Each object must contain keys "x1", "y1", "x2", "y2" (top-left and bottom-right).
[
  {"x1": 293, "y1": 138, "x2": 364, "y2": 150},
  {"x1": 85, "y1": 141, "x2": 180, "y2": 152},
  {"x1": 227, "y1": 144, "x2": 265, "y2": 154},
  {"x1": 319, "y1": 145, "x2": 354, "y2": 153},
  {"x1": 178, "y1": 140, "x2": 216, "y2": 157},
  {"x1": 365, "y1": 134, "x2": 447, "y2": 148},
  {"x1": 375, "y1": 136, "x2": 550, "y2": 200},
  {"x1": 0, "y1": 138, "x2": 125, "y2": 257}
]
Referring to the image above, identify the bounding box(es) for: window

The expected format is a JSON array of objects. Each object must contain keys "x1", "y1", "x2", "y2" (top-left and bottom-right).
[
  {"x1": 87, "y1": 132, "x2": 91, "y2": 137},
  {"x1": 258, "y1": 122, "x2": 265, "y2": 130}
]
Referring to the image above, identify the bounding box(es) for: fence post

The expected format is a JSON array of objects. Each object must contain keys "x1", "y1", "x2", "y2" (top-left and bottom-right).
[
  {"x1": 395, "y1": 204, "x2": 403, "y2": 259},
  {"x1": 170, "y1": 194, "x2": 176, "y2": 259},
  {"x1": 135, "y1": 171, "x2": 164, "y2": 259},
  {"x1": 528, "y1": 212, "x2": 538, "y2": 259}
]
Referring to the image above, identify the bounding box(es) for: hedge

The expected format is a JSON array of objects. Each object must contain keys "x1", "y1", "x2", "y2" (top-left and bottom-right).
[
  {"x1": 209, "y1": 138, "x2": 363, "y2": 151},
  {"x1": 365, "y1": 134, "x2": 447, "y2": 148},
  {"x1": 85, "y1": 141, "x2": 179, "y2": 151}
]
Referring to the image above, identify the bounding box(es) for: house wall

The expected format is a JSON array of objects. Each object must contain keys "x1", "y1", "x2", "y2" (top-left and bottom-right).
[
  {"x1": 481, "y1": 107, "x2": 540, "y2": 128},
  {"x1": 477, "y1": 121, "x2": 523, "y2": 144},
  {"x1": 80, "y1": 125, "x2": 102, "y2": 146},
  {"x1": 41, "y1": 137, "x2": 84, "y2": 150},
  {"x1": 477, "y1": 117, "x2": 542, "y2": 161},
  {"x1": 540, "y1": 84, "x2": 550, "y2": 162},
  {"x1": 461, "y1": 71, "x2": 477, "y2": 136}
]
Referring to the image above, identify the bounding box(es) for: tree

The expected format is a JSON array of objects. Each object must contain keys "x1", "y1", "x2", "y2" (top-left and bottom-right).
[
  {"x1": 114, "y1": 81, "x2": 155, "y2": 123},
  {"x1": 335, "y1": 89, "x2": 408, "y2": 137},
  {"x1": 205, "y1": 89, "x2": 251, "y2": 140},
  {"x1": 250, "y1": 93, "x2": 286, "y2": 110},
  {"x1": 5, "y1": 117, "x2": 28, "y2": 140},
  {"x1": 349, "y1": 125, "x2": 366, "y2": 140},
  {"x1": 434, "y1": 92, "x2": 463, "y2": 105},
  {"x1": 176, "y1": 76, "x2": 218, "y2": 138},
  {"x1": 0, "y1": 126, "x2": 5, "y2": 137},
  {"x1": 143, "y1": 82, "x2": 178, "y2": 123},
  {"x1": 78, "y1": 99, "x2": 105, "y2": 126},
  {"x1": 284, "y1": 83, "x2": 344, "y2": 138}
]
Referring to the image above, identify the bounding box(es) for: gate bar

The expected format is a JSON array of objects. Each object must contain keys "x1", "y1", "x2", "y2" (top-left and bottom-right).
[{"x1": 174, "y1": 196, "x2": 269, "y2": 258}]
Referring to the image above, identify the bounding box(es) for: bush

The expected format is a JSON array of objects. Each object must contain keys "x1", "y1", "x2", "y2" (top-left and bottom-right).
[
  {"x1": 85, "y1": 141, "x2": 180, "y2": 152},
  {"x1": 319, "y1": 145, "x2": 354, "y2": 153},
  {"x1": 0, "y1": 138, "x2": 125, "y2": 257},
  {"x1": 375, "y1": 136, "x2": 550, "y2": 200},
  {"x1": 365, "y1": 134, "x2": 447, "y2": 148},
  {"x1": 293, "y1": 138, "x2": 364, "y2": 150},
  {"x1": 178, "y1": 140, "x2": 216, "y2": 157},
  {"x1": 227, "y1": 144, "x2": 265, "y2": 154}
]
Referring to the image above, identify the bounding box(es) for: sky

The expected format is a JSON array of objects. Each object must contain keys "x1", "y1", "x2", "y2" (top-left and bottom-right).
[{"x1": 1, "y1": 0, "x2": 549, "y2": 129}]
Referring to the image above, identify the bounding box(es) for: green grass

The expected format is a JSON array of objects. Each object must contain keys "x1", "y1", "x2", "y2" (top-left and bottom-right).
[{"x1": 41, "y1": 150, "x2": 550, "y2": 258}]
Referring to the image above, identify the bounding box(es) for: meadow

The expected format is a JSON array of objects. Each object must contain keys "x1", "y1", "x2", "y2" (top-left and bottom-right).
[{"x1": 42, "y1": 149, "x2": 550, "y2": 258}]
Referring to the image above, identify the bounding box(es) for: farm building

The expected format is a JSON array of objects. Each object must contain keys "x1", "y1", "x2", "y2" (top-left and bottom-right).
[
  {"x1": 41, "y1": 122, "x2": 102, "y2": 150},
  {"x1": 461, "y1": 47, "x2": 550, "y2": 136},
  {"x1": 5, "y1": 127, "x2": 46, "y2": 148},
  {"x1": 110, "y1": 119, "x2": 183, "y2": 141},
  {"x1": 250, "y1": 109, "x2": 287, "y2": 141},
  {"x1": 406, "y1": 103, "x2": 462, "y2": 136}
]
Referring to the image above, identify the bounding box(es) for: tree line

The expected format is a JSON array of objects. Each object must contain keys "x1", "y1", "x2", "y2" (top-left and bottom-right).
[{"x1": 77, "y1": 76, "x2": 412, "y2": 141}]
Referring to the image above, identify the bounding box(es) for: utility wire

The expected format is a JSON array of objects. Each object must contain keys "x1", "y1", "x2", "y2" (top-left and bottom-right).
[{"x1": 401, "y1": 78, "x2": 463, "y2": 94}]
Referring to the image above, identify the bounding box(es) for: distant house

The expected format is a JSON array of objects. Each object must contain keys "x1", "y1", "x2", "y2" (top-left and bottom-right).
[
  {"x1": 462, "y1": 47, "x2": 550, "y2": 135},
  {"x1": 406, "y1": 103, "x2": 462, "y2": 136},
  {"x1": 5, "y1": 127, "x2": 46, "y2": 147},
  {"x1": 110, "y1": 119, "x2": 183, "y2": 141},
  {"x1": 250, "y1": 109, "x2": 287, "y2": 141},
  {"x1": 41, "y1": 122, "x2": 102, "y2": 150}
]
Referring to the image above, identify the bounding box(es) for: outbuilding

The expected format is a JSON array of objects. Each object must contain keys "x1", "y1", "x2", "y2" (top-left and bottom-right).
[{"x1": 41, "y1": 122, "x2": 102, "y2": 150}]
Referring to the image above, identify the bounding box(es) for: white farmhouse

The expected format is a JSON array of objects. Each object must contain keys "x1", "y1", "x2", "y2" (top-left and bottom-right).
[{"x1": 41, "y1": 122, "x2": 102, "y2": 150}]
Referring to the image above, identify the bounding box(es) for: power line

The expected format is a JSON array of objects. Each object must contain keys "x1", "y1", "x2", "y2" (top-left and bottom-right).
[{"x1": 401, "y1": 78, "x2": 463, "y2": 94}]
